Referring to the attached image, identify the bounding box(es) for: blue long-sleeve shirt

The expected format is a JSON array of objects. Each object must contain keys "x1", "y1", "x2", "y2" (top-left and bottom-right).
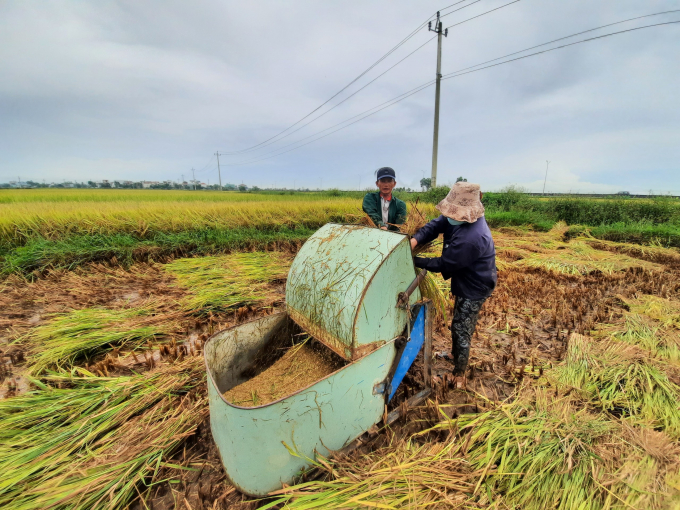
[{"x1": 413, "y1": 215, "x2": 497, "y2": 300}]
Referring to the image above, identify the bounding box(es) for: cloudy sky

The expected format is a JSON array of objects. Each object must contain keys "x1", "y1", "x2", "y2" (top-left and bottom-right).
[{"x1": 1, "y1": 0, "x2": 679, "y2": 193}]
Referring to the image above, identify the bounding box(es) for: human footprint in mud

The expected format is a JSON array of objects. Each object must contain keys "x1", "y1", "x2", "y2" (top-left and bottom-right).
[{"x1": 409, "y1": 182, "x2": 497, "y2": 388}]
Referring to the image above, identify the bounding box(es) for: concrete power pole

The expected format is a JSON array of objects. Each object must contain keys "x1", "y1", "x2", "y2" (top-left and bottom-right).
[
  {"x1": 191, "y1": 168, "x2": 196, "y2": 190},
  {"x1": 429, "y1": 12, "x2": 448, "y2": 189},
  {"x1": 215, "y1": 152, "x2": 223, "y2": 191},
  {"x1": 543, "y1": 161, "x2": 550, "y2": 195}
]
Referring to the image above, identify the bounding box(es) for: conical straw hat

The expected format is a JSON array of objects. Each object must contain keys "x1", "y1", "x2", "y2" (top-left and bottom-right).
[{"x1": 435, "y1": 182, "x2": 485, "y2": 223}]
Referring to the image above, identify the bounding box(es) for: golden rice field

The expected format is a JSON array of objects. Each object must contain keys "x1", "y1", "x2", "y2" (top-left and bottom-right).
[{"x1": 1, "y1": 189, "x2": 680, "y2": 509}]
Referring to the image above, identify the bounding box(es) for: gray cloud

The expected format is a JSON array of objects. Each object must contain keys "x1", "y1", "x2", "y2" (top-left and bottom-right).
[{"x1": 1, "y1": 0, "x2": 678, "y2": 193}]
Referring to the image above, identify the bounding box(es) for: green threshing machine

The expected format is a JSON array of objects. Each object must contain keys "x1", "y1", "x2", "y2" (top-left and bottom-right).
[{"x1": 204, "y1": 223, "x2": 434, "y2": 496}]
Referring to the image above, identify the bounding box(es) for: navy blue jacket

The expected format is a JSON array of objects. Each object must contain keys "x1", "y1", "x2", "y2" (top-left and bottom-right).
[{"x1": 413, "y1": 215, "x2": 497, "y2": 300}]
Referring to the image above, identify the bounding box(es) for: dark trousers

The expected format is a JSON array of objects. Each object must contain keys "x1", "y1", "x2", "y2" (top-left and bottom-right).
[{"x1": 451, "y1": 296, "x2": 487, "y2": 375}]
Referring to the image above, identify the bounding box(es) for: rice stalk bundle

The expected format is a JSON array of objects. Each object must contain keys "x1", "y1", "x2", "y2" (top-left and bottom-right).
[
  {"x1": 514, "y1": 240, "x2": 661, "y2": 275},
  {"x1": 625, "y1": 294, "x2": 680, "y2": 330},
  {"x1": 400, "y1": 199, "x2": 435, "y2": 255},
  {"x1": 0, "y1": 358, "x2": 204, "y2": 510},
  {"x1": 264, "y1": 437, "x2": 483, "y2": 509},
  {"x1": 428, "y1": 388, "x2": 679, "y2": 509},
  {"x1": 165, "y1": 252, "x2": 291, "y2": 313},
  {"x1": 418, "y1": 272, "x2": 448, "y2": 324},
  {"x1": 19, "y1": 395, "x2": 206, "y2": 510},
  {"x1": 554, "y1": 334, "x2": 680, "y2": 438},
  {"x1": 270, "y1": 387, "x2": 679, "y2": 509},
  {"x1": 611, "y1": 314, "x2": 680, "y2": 364},
  {"x1": 24, "y1": 305, "x2": 180, "y2": 374}
]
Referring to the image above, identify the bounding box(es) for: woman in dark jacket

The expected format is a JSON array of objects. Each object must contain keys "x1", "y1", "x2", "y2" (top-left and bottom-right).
[{"x1": 410, "y1": 182, "x2": 496, "y2": 384}]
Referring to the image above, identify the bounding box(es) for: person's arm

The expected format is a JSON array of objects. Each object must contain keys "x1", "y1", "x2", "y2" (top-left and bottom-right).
[
  {"x1": 412, "y1": 215, "x2": 446, "y2": 246},
  {"x1": 413, "y1": 255, "x2": 443, "y2": 273},
  {"x1": 413, "y1": 240, "x2": 481, "y2": 275},
  {"x1": 362, "y1": 193, "x2": 385, "y2": 228}
]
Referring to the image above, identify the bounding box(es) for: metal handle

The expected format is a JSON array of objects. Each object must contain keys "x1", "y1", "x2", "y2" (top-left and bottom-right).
[{"x1": 397, "y1": 269, "x2": 428, "y2": 308}]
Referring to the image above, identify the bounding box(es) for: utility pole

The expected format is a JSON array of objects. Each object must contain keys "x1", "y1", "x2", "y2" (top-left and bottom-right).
[
  {"x1": 181, "y1": 174, "x2": 184, "y2": 189},
  {"x1": 429, "y1": 12, "x2": 448, "y2": 189},
  {"x1": 215, "y1": 152, "x2": 223, "y2": 191},
  {"x1": 191, "y1": 168, "x2": 196, "y2": 190},
  {"x1": 543, "y1": 161, "x2": 550, "y2": 195}
]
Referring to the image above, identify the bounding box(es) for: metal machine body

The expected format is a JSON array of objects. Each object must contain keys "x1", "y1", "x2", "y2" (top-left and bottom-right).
[{"x1": 204, "y1": 224, "x2": 432, "y2": 496}]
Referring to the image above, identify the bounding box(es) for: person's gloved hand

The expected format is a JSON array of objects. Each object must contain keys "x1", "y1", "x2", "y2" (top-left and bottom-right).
[{"x1": 413, "y1": 257, "x2": 429, "y2": 269}]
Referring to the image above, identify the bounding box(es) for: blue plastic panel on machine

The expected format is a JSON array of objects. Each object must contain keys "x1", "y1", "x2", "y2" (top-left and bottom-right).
[{"x1": 388, "y1": 306, "x2": 425, "y2": 401}]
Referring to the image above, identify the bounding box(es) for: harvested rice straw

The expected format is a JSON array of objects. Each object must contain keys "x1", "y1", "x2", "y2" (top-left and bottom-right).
[
  {"x1": 23, "y1": 304, "x2": 182, "y2": 375},
  {"x1": 263, "y1": 437, "x2": 484, "y2": 509},
  {"x1": 607, "y1": 313, "x2": 680, "y2": 364},
  {"x1": 0, "y1": 358, "x2": 205, "y2": 509},
  {"x1": 554, "y1": 333, "x2": 680, "y2": 439},
  {"x1": 427, "y1": 386, "x2": 680, "y2": 510},
  {"x1": 165, "y1": 252, "x2": 291, "y2": 314}
]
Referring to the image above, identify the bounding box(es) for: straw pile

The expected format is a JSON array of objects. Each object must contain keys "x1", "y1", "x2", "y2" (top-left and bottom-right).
[
  {"x1": 0, "y1": 358, "x2": 206, "y2": 510},
  {"x1": 165, "y1": 251, "x2": 291, "y2": 314},
  {"x1": 267, "y1": 332, "x2": 680, "y2": 509},
  {"x1": 23, "y1": 304, "x2": 182, "y2": 375},
  {"x1": 224, "y1": 341, "x2": 344, "y2": 407},
  {"x1": 554, "y1": 333, "x2": 680, "y2": 438}
]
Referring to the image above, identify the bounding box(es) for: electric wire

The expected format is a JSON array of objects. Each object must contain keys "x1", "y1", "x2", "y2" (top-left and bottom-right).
[
  {"x1": 444, "y1": 0, "x2": 521, "y2": 30},
  {"x1": 443, "y1": 9, "x2": 680, "y2": 76},
  {"x1": 219, "y1": 3, "x2": 471, "y2": 155},
  {"x1": 219, "y1": 0, "x2": 521, "y2": 157},
  {"x1": 441, "y1": 20, "x2": 680, "y2": 81},
  {"x1": 223, "y1": 80, "x2": 436, "y2": 166},
  {"x1": 223, "y1": 18, "x2": 679, "y2": 168},
  {"x1": 220, "y1": 35, "x2": 437, "y2": 155}
]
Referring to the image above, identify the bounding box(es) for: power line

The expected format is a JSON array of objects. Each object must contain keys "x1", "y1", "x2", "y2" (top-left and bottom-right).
[
  {"x1": 223, "y1": 79, "x2": 434, "y2": 164},
  {"x1": 443, "y1": 9, "x2": 680, "y2": 76},
  {"x1": 444, "y1": 0, "x2": 521, "y2": 30},
  {"x1": 220, "y1": 35, "x2": 437, "y2": 155},
  {"x1": 222, "y1": 17, "x2": 680, "y2": 168},
  {"x1": 220, "y1": 0, "x2": 522, "y2": 158},
  {"x1": 441, "y1": 20, "x2": 680, "y2": 81},
  {"x1": 223, "y1": 82, "x2": 436, "y2": 167},
  {"x1": 220, "y1": 1, "x2": 481, "y2": 155}
]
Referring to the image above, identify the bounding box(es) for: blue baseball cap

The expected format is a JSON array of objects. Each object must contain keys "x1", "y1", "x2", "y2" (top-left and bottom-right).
[{"x1": 376, "y1": 167, "x2": 396, "y2": 180}]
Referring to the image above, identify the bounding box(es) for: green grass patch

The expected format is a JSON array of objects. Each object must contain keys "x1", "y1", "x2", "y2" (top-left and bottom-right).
[
  {"x1": 567, "y1": 222, "x2": 680, "y2": 248},
  {"x1": 165, "y1": 252, "x2": 291, "y2": 314},
  {"x1": 1, "y1": 226, "x2": 314, "y2": 278}
]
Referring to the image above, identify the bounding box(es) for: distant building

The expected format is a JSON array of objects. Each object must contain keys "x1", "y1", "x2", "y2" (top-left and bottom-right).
[{"x1": 141, "y1": 181, "x2": 159, "y2": 189}]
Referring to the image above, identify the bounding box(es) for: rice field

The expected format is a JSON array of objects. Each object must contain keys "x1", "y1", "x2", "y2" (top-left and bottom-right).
[{"x1": 1, "y1": 189, "x2": 680, "y2": 509}]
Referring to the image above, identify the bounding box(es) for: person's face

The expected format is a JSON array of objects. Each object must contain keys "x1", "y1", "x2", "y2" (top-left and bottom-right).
[{"x1": 376, "y1": 177, "x2": 396, "y2": 195}]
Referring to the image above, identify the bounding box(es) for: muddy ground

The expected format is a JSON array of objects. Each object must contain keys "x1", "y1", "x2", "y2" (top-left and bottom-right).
[{"x1": 2, "y1": 229, "x2": 680, "y2": 508}]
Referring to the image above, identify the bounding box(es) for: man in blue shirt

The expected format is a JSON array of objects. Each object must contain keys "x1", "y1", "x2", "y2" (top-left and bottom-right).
[{"x1": 409, "y1": 182, "x2": 497, "y2": 385}]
